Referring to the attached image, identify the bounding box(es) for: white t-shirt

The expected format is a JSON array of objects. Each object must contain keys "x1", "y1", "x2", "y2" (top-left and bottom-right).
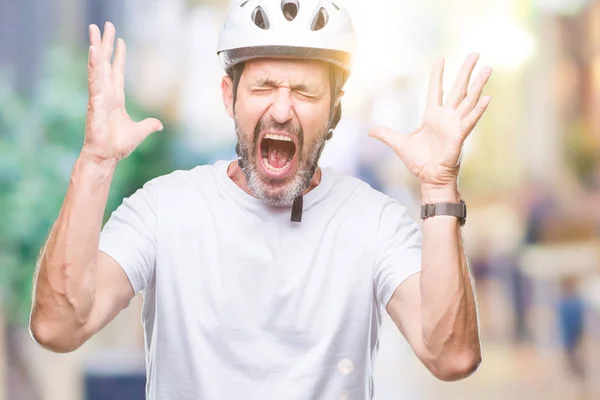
[{"x1": 99, "y1": 160, "x2": 422, "y2": 400}]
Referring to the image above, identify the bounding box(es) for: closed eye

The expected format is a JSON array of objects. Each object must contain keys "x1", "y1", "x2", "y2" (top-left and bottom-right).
[
  {"x1": 251, "y1": 87, "x2": 275, "y2": 95},
  {"x1": 294, "y1": 90, "x2": 321, "y2": 102}
]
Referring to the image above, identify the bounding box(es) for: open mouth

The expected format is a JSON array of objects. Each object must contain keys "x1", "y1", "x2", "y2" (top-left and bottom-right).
[{"x1": 258, "y1": 133, "x2": 297, "y2": 176}]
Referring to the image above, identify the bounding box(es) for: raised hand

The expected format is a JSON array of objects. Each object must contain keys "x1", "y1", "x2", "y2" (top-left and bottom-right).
[
  {"x1": 369, "y1": 53, "x2": 492, "y2": 201},
  {"x1": 82, "y1": 22, "x2": 163, "y2": 165}
]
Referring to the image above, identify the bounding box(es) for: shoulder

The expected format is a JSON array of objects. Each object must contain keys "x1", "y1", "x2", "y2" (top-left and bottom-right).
[
  {"x1": 141, "y1": 160, "x2": 228, "y2": 197},
  {"x1": 326, "y1": 169, "x2": 410, "y2": 215},
  {"x1": 325, "y1": 170, "x2": 421, "y2": 238}
]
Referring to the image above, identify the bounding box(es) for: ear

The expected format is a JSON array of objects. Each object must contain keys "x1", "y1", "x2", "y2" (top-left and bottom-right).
[
  {"x1": 221, "y1": 76, "x2": 234, "y2": 119},
  {"x1": 335, "y1": 89, "x2": 345, "y2": 107}
]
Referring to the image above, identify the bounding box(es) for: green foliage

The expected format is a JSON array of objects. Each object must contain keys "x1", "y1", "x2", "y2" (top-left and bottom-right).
[{"x1": 0, "y1": 45, "x2": 177, "y2": 324}]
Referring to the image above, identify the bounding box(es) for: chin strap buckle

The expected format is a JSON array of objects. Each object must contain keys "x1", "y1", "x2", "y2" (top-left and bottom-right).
[{"x1": 291, "y1": 196, "x2": 303, "y2": 223}]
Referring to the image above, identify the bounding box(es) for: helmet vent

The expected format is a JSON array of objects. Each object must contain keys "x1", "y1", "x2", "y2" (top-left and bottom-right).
[
  {"x1": 281, "y1": 0, "x2": 299, "y2": 21},
  {"x1": 252, "y1": 6, "x2": 270, "y2": 30},
  {"x1": 331, "y1": 1, "x2": 340, "y2": 11},
  {"x1": 240, "y1": 0, "x2": 249, "y2": 7},
  {"x1": 311, "y1": 7, "x2": 328, "y2": 31}
]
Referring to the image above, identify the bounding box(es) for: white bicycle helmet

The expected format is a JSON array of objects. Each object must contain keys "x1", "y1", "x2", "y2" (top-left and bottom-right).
[{"x1": 217, "y1": 0, "x2": 357, "y2": 72}]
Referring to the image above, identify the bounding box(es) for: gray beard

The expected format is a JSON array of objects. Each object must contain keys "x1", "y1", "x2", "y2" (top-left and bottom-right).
[{"x1": 235, "y1": 123, "x2": 326, "y2": 207}]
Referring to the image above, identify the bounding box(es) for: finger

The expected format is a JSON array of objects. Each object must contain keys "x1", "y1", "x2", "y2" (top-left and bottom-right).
[
  {"x1": 426, "y1": 58, "x2": 445, "y2": 107},
  {"x1": 446, "y1": 53, "x2": 480, "y2": 109},
  {"x1": 135, "y1": 118, "x2": 164, "y2": 141},
  {"x1": 112, "y1": 38, "x2": 126, "y2": 88},
  {"x1": 461, "y1": 96, "x2": 491, "y2": 137},
  {"x1": 457, "y1": 66, "x2": 493, "y2": 118},
  {"x1": 89, "y1": 24, "x2": 107, "y2": 79},
  {"x1": 101, "y1": 21, "x2": 116, "y2": 61},
  {"x1": 88, "y1": 46, "x2": 103, "y2": 98},
  {"x1": 89, "y1": 24, "x2": 101, "y2": 46},
  {"x1": 368, "y1": 126, "x2": 406, "y2": 152}
]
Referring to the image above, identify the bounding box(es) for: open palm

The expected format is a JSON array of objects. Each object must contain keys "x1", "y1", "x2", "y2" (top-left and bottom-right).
[
  {"x1": 83, "y1": 22, "x2": 163, "y2": 164},
  {"x1": 369, "y1": 53, "x2": 492, "y2": 187}
]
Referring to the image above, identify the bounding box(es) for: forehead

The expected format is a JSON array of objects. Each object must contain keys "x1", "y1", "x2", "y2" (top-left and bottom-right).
[{"x1": 242, "y1": 58, "x2": 330, "y2": 85}]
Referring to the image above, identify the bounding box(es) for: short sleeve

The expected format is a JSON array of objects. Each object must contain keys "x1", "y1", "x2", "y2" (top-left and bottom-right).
[
  {"x1": 374, "y1": 201, "x2": 423, "y2": 309},
  {"x1": 99, "y1": 182, "x2": 158, "y2": 294}
]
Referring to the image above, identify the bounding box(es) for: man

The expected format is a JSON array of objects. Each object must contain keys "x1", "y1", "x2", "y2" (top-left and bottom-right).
[{"x1": 30, "y1": 1, "x2": 493, "y2": 398}]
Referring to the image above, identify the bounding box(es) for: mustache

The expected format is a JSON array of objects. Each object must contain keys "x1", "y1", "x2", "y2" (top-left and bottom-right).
[{"x1": 253, "y1": 118, "x2": 304, "y2": 148}]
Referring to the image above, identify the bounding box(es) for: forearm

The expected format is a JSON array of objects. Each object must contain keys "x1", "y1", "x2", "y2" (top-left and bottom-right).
[
  {"x1": 419, "y1": 186, "x2": 480, "y2": 366},
  {"x1": 31, "y1": 151, "x2": 116, "y2": 345}
]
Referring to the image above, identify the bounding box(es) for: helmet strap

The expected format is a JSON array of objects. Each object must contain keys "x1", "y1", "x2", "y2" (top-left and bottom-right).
[{"x1": 291, "y1": 195, "x2": 303, "y2": 222}]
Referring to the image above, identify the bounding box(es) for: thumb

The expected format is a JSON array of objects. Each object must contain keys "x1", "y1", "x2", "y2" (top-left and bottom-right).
[
  {"x1": 135, "y1": 118, "x2": 164, "y2": 141},
  {"x1": 368, "y1": 126, "x2": 405, "y2": 151}
]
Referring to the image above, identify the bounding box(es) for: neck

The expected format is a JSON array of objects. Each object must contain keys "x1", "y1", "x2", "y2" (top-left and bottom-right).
[{"x1": 227, "y1": 160, "x2": 322, "y2": 199}]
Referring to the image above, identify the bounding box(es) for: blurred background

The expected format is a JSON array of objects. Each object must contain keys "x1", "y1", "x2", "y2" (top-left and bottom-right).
[{"x1": 1, "y1": 0, "x2": 600, "y2": 398}]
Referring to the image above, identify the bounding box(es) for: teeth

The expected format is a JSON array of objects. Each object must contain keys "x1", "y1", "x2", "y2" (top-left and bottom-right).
[
  {"x1": 263, "y1": 157, "x2": 291, "y2": 172},
  {"x1": 264, "y1": 133, "x2": 292, "y2": 142}
]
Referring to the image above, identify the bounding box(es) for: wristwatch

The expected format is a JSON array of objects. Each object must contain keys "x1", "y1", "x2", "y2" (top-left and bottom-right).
[{"x1": 420, "y1": 200, "x2": 467, "y2": 226}]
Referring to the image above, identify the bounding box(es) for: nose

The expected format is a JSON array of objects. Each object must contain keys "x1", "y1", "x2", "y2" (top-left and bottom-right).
[{"x1": 268, "y1": 88, "x2": 294, "y2": 124}]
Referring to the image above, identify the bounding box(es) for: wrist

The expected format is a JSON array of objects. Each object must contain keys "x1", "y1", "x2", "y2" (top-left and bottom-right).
[
  {"x1": 75, "y1": 150, "x2": 118, "y2": 184},
  {"x1": 79, "y1": 147, "x2": 119, "y2": 171},
  {"x1": 420, "y1": 183, "x2": 461, "y2": 204}
]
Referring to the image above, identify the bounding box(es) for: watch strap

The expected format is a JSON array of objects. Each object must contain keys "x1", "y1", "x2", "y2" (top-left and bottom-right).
[{"x1": 421, "y1": 200, "x2": 467, "y2": 226}]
